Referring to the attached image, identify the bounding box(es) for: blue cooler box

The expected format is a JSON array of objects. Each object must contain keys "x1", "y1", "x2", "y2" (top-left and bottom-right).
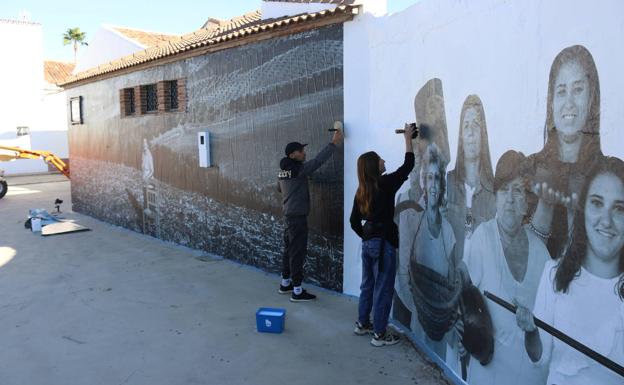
[{"x1": 256, "y1": 307, "x2": 286, "y2": 333}]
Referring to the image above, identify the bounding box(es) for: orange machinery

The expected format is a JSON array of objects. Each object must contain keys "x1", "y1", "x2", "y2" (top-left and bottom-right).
[{"x1": 0, "y1": 145, "x2": 70, "y2": 179}]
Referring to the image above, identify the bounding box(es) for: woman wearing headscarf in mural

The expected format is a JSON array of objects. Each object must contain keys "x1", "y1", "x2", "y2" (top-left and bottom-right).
[
  {"x1": 519, "y1": 157, "x2": 624, "y2": 385},
  {"x1": 528, "y1": 45, "x2": 602, "y2": 258},
  {"x1": 463, "y1": 151, "x2": 549, "y2": 385},
  {"x1": 394, "y1": 79, "x2": 452, "y2": 332},
  {"x1": 405, "y1": 143, "x2": 460, "y2": 359}
]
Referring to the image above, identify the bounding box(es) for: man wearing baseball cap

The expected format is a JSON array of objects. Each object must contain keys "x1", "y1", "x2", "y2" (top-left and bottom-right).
[{"x1": 277, "y1": 128, "x2": 343, "y2": 301}]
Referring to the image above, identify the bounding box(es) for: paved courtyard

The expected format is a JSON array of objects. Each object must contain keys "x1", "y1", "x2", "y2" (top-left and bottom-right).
[{"x1": 0, "y1": 174, "x2": 448, "y2": 385}]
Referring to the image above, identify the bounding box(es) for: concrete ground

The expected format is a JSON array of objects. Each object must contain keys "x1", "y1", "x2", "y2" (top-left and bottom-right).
[{"x1": 0, "y1": 175, "x2": 449, "y2": 385}]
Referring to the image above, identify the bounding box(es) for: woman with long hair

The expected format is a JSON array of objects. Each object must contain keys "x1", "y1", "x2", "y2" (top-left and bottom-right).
[
  {"x1": 529, "y1": 45, "x2": 602, "y2": 258},
  {"x1": 349, "y1": 125, "x2": 415, "y2": 347},
  {"x1": 447, "y1": 95, "x2": 496, "y2": 261},
  {"x1": 519, "y1": 157, "x2": 624, "y2": 385}
]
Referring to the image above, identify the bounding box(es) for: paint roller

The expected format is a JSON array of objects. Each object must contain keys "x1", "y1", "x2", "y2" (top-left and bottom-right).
[{"x1": 328, "y1": 121, "x2": 343, "y2": 132}]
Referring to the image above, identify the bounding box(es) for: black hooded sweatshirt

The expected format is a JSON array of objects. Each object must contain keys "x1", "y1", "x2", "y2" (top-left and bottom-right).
[{"x1": 277, "y1": 143, "x2": 336, "y2": 217}]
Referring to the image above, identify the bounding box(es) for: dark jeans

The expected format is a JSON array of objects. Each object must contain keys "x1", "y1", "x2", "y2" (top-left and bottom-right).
[
  {"x1": 282, "y1": 215, "x2": 308, "y2": 287},
  {"x1": 358, "y1": 238, "x2": 397, "y2": 334}
]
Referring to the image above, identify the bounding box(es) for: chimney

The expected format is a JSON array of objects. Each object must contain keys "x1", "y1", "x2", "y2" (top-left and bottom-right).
[{"x1": 202, "y1": 17, "x2": 223, "y2": 30}]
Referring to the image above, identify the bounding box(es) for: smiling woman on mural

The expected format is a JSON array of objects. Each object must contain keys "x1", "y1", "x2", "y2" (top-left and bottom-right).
[
  {"x1": 464, "y1": 150, "x2": 549, "y2": 385},
  {"x1": 405, "y1": 143, "x2": 460, "y2": 359},
  {"x1": 520, "y1": 156, "x2": 624, "y2": 385},
  {"x1": 529, "y1": 45, "x2": 602, "y2": 258}
]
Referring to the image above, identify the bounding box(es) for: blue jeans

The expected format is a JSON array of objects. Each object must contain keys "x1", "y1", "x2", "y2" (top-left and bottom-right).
[{"x1": 358, "y1": 238, "x2": 397, "y2": 334}]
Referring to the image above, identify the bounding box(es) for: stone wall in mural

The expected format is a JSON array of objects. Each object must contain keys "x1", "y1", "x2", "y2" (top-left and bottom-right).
[
  {"x1": 394, "y1": 45, "x2": 624, "y2": 384},
  {"x1": 68, "y1": 25, "x2": 344, "y2": 291}
]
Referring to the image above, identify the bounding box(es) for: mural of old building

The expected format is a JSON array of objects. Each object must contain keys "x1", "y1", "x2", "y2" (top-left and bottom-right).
[{"x1": 62, "y1": 5, "x2": 359, "y2": 291}]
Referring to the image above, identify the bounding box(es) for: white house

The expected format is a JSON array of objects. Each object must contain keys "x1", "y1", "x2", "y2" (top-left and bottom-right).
[
  {"x1": 74, "y1": 24, "x2": 179, "y2": 74},
  {"x1": 0, "y1": 19, "x2": 50, "y2": 175}
]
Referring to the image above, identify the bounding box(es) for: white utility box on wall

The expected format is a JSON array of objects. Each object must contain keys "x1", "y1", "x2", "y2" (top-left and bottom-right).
[{"x1": 198, "y1": 131, "x2": 211, "y2": 167}]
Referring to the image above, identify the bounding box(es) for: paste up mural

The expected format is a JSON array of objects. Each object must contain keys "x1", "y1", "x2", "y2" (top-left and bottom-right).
[
  {"x1": 395, "y1": 78, "x2": 459, "y2": 360},
  {"x1": 69, "y1": 25, "x2": 345, "y2": 291},
  {"x1": 394, "y1": 46, "x2": 624, "y2": 384}
]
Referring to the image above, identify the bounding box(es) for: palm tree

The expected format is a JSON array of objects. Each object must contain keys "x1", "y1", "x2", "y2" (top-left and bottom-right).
[{"x1": 63, "y1": 28, "x2": 88, "y2": 64}]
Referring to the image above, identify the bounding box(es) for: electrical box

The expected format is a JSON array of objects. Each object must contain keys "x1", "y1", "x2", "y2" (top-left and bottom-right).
[{"x1": 198, "y1": 131, "x2": 211, "y2": 167}]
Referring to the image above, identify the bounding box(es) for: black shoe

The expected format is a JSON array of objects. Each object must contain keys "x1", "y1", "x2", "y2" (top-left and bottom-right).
[
  {"x1": 278, "y1": 283, "x2": 293, "y2": 294},
  {"x1": 290, "y1": 289, "x2": 316, "y2": 302},
  {"x1": 371, "y1": 330, "x2": 400, "y2": 347},
  {"x1": 354, "y1": 321, "x2": 374, "y2": 336}
]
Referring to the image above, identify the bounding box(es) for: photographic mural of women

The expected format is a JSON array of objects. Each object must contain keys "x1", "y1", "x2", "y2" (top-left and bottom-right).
[
  {"x1": 529, "y1": 45, "x2": 602, "y2": 258},
  {"x1": 447, "y1": 95, "x2": 496, "y2": 261},
  {"x1": 463, "y1": 151, "x2": 549, "y2": 385},
  {"x1": 522, "y1": 157, "x2": 624, "y2": 385},
  {"x1": 392, "y1": 44, "x2": 624, "y2": 385}
]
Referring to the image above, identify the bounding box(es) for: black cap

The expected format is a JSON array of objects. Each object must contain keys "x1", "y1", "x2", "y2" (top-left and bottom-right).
[{"x1": 285, "y1": 142, "x2": 307, "y2": 156}]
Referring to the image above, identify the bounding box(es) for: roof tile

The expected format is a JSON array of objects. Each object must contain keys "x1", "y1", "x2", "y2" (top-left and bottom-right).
[
  {"x1": 44, "y1": 60, "x2": 76, "y2": 85},
  {"x1": 112, "y1": 27, "x2": 179, "y2": 48},
  {"x1": 62, "y1": 5, "x2": 356, "y2": 86}
]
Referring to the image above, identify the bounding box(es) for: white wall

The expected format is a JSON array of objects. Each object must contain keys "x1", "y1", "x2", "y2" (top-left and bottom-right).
[
  {"x1": 343, "y1": 0, "x2": 624, "y2": 295},
  {"x1": 0, "y1": 21, "x2": 70, "y2": 175},
  {"x1": 0, "y1": 21, "x2": 42, "y2": 140},
  {"x1": 0, "y1": 21, "x2": 48, "y2": 175},
  {"x1": 38, "y1": 89, "x2": 69, "y2": 157}
]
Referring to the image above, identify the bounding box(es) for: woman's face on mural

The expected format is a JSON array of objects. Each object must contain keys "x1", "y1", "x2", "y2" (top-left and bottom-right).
[
  {"x1": 462, "y1": 107, "x2": 482, "y2": 162},
  {"x1": 553, "y1": 60, "x2": 590, "y2": 140},
  {"x1": 584, "y1": 172, "x2": 624, "y2": 264},
  {"x1": 496, "y1": 177, "x2": 527, "y2": 234},
  {"x1": 423, "y1": 162, "x2": 441, "y2": 209}
]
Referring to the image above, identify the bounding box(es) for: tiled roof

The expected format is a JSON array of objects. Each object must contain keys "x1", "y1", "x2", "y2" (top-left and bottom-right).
[
  {"x1": 61, "y1": 5, "x2": 357, "y2": 87},
  {"x1": 112, "y1": 26, "x2": 179, "y2": 48},
  {"x1": 0, "y1": 19, "x2": 41, "y2": 26},
  {"x1": 44, "y1": 60, "x2": 76, "y2": 85},
  {"x1": 262, "y1": 0, "x2": 357, "y2": 3},
  {"x1": 199, "y1": 10, "x2": 263, "y2": 35}
]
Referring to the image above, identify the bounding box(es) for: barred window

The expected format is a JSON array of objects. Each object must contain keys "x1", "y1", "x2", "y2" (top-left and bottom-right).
[
  {"x1": 144, "y1": 84, "x2": 157, "y2": 112},
  {"x1": 127, "y1": 89, "x2": 135, "y2": 114},
  {"x1": 121, "y1": 88, "x2": 135, "y2": 116},
  {"x1": 168, "y1": 80, "x2": 178, "y2": 110},
  {"x1": 16, "y1": 126, "x2": 29, "y2": 136}
]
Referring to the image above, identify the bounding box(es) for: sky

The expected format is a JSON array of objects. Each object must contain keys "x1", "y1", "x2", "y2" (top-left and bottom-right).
[{"x1": 0, "y1": 0, "x2": 420, "y2": 62}]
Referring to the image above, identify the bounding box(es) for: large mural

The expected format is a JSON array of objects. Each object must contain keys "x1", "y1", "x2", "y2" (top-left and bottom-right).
[
  {"x1": 68, "y1": 25, "x2": 345, "y2": 291},
  {"x1": 394, "y1": 45, "x2": 624, "y2": 384}
]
